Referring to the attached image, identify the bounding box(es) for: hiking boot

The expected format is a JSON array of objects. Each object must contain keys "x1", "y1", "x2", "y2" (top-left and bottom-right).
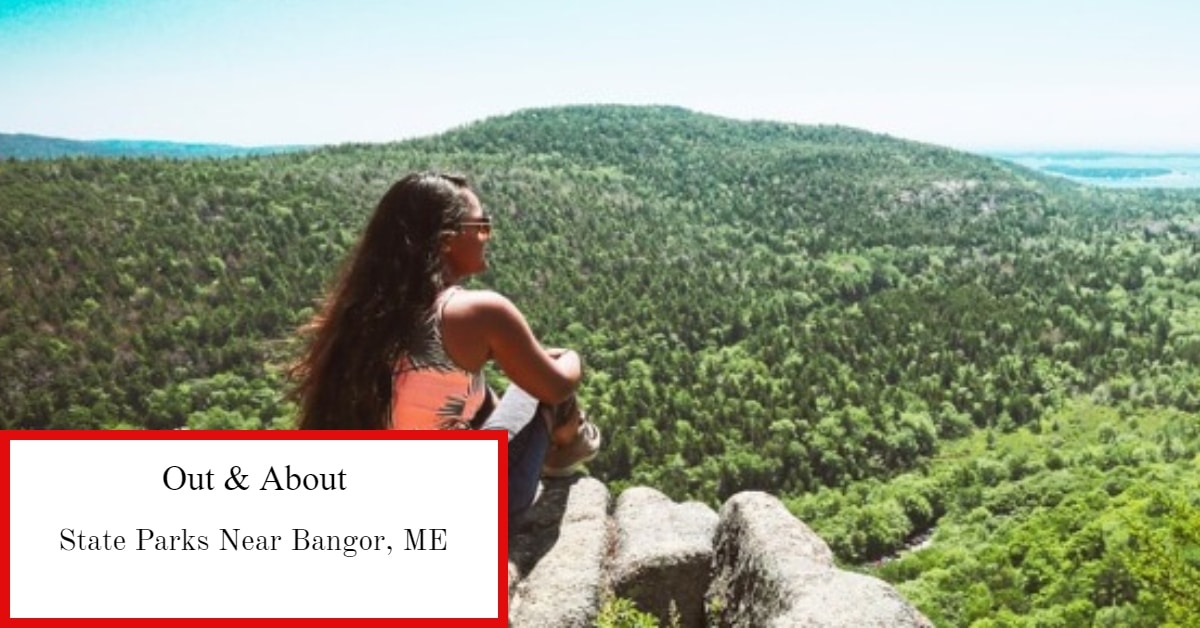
[{"x1": 542, "y1": 417, "x2": 601, "y2": 477}]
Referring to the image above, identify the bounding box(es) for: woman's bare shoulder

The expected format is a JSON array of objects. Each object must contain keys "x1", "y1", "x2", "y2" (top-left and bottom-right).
[
  {"x1": 452, "y1": 288, "x2": 511, "y2": 307},
  {"x1": 446, "y1": 288, "x2": 523, "y2": 322}
]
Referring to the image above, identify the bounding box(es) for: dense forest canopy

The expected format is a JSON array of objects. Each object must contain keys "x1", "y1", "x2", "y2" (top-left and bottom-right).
[{"x1": 3, "y1": 105, "x2": 1198, "y2": 624}]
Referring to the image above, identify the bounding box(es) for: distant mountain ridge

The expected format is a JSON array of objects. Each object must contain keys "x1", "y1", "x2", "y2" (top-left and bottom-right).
[
  {"x1": 988, "y1": 149, "x2": 1200, "y2": 188},
  {"x1": 0, "y1": 132, "x2": 314, "y2": 160},
  {"x1": 987, "y1": 150, "x2": 1200, "y2": 159}
]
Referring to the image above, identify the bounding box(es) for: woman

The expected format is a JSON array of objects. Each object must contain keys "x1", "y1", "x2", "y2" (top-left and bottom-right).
[{"x1": 290, "y1": 171, "x2": 597, "y2": 513}]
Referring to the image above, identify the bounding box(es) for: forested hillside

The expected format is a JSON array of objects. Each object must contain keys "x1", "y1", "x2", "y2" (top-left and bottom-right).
[{"x1": 4, "y1": 105, "x2": 1198, "y2": 624}]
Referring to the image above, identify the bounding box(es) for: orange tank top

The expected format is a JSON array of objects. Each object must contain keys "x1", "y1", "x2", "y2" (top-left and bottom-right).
[{"x1": 390, "y1": 287, "x2": 487, "y2": 429}]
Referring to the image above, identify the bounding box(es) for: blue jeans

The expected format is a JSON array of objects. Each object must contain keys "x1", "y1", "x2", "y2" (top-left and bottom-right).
[
  {"x1": 506, "y1": 416, "x2": 549, "y2": 515},
  {"x1": 479, "y1": 384, "x2": 548, "y2": 516}
]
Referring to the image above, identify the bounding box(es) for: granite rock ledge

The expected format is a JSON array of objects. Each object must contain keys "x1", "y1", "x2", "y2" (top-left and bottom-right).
[{"x1": 507, "y1": 477, "x2": 932, "y2": 627}]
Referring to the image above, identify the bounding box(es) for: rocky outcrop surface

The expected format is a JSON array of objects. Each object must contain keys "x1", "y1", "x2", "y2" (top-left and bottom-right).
[
  {"x1": 610, "y1": 487, "x2": 719, "y2": 627},
  {"x1": 706, "y1": 492, "x2": 933, "y2": 627},
  {"x1": 508, "y1": 479, "x2": 931, "y2": 627},
  {"x1": 509, "y1": 477, "x2": 610, "y2": 627}
]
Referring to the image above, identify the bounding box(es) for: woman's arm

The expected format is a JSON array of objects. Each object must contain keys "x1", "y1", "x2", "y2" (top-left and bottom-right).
[{"x1": 443, "y1": 290, "x2": 581, "y2": 403}]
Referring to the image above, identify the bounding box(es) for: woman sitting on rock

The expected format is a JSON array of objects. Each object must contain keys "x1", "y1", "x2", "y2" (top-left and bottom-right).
[{"x1": 289, "y1": 171, "x2": 599, "y2": 513}]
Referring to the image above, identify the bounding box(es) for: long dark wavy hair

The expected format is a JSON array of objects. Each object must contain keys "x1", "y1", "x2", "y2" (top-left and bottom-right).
[{"x1": 290, "y1": 172, "x2": 472, "y2": 429}]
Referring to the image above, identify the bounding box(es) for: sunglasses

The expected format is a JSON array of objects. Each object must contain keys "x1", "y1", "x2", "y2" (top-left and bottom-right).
[{"x1": 458, "y1": 215, "x2": 493, "y2": 238}]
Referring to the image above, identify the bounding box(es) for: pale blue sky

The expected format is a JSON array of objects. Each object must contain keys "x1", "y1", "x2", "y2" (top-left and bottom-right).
[{"x1": 1, "y1": 0, "x2": 1197, "y2": 151}]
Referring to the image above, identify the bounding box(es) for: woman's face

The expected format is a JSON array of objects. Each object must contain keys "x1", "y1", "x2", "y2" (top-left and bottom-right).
[{"x1": 441, "y1": 188, "x2": 491, "y2": 279}]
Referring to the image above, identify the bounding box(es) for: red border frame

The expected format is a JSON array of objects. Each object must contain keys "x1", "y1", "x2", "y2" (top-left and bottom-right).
[{"x1": 2, "y1": 430, "x2": 508, "y2": 627}]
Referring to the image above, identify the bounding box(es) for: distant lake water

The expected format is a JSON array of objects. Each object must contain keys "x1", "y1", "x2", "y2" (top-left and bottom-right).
[{"x1": 988, "y1": 153, "x2": 1200, "y2": 189}]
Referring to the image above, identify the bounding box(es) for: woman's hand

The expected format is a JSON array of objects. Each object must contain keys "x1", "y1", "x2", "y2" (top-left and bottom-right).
[{"x1": 549, "y1": 348, "x2": 581, "y2": 381}]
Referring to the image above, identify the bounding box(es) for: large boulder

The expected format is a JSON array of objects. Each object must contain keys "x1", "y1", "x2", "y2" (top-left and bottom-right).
[
  {"x1": 508, "y1": 476, "x2": 610, "y2": 627},
  {"x1": 706, "y1": 491, "x2": 932, "y2": 627},
  {"x1": 610, "y1": 486, "x2": 719, "y2": 627}
]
